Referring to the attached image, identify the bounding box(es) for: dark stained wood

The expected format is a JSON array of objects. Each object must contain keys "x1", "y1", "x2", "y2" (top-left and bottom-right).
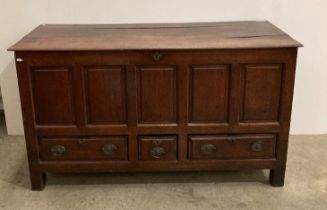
[
  {"x1": 8, "y1": 21, "x2": 302, "y2": 51},
  {"x1": 15, "y1": 53, "x2": 47, "y2": 190},
  {"x1": 10, "y1": 22, "x2": 301, "y2": 190},
  {"x1": 84, "y1": 66, "x2": 127, "y2": 125},
  {"x1": 189, "y1": 134, "x2": 276, "y2": 160},
  {"x1": 31, "y1": 67, "x2": 76, "y2": 125},
  {"x1": 137, "y1": 66, "x2": 177, "y2": 124},
  {"x1": 40, "y1": 159, "x2": 277, "y2": 173},
  {"x1": 240, "y1": 64, "x2": 282, "y2": 122},
  {"x1": 39, "y1": 136, "x2": 128, "y2": 161},
  {"x1": 138, "y1": 136, "x2": 177, "y2": 160},
  {"x1": 189, "y1": 65, "x2": 230, "y2": 124}
]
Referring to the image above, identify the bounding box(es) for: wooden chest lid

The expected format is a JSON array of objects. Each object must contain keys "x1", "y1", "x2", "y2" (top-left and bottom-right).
[{"x1": 8, "y1": 21, "x2": 302, "y2": 51}]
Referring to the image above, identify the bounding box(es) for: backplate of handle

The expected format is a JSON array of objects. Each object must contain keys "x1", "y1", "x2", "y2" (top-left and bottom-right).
[
  {"x1": 150, "y1": 146, "x2": 166, "y2": 158},
  {"x1": 102, "y1": 144, "x2": 118, "y2": 155},
  {"x1": 200, "y1": 143, "x2": 216, "y2": 154},
  {"x1": 51, "y1": 145, "x2": 66, "y2": 155},
  {"x1": 251, "y1": 141, "x2": 264, "y2": 152}
]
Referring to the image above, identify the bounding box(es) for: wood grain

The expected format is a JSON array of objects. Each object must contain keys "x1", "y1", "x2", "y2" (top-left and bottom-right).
[
  {"x1": 8, "y1": 21, "x2": 302, "y2": 51},
  {"x1": 11, "y1": 22, "x2": 301, "y2": 190},
  {"x1": 189, "y1": 134, "x2": 276, "y2": 160},
  {"x1": 39, "y1": 136, "x2": 128, "y2": 161}
]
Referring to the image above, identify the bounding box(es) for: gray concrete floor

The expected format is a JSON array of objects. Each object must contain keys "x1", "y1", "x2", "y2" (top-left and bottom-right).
[{"x1": 0, "y1": 117, "x2": 326, "y2": 210}]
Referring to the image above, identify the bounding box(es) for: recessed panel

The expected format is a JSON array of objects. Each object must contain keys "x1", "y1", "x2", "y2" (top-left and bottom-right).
[
  {"x1": 31, "y1": 67, "x2": 76, "y2": 125},
  {"x1": 240, "y1": 64, "x2": 282, "y2": 122},
  {"x1": 189, "y1": 65, "x2": 230, "y2": 123},
  {"x1": 85, "y1": 66, "x2": 127, "y2": 125},
  {"x1": 137, "y1": 66, "x2": 177, "y2": 124}
]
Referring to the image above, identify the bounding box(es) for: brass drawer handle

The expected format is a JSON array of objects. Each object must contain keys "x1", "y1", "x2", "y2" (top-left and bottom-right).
[
  {"x1": 150, "y1": 146, "x2": 166, "y2": 158},
  {"x1": 151, "y1": 53, "x2": 162, "y2": 62},
  {"x1": 251, "y1": 141, "x2": 264, "y2": 152},
  {"x1": 200, "y1": 143, "x2": 216, "y2": 154},
  {"x1": 51, "y1": 145, "x2": 66, "y2": 155},
  {"x1": 102, "y1": 144, "x2": 118, "y2": 155}
]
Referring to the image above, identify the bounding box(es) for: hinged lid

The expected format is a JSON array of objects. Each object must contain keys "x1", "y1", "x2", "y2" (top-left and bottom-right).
[{"x1": 8, "y1": 21, "x2": 302, "y2": 51}]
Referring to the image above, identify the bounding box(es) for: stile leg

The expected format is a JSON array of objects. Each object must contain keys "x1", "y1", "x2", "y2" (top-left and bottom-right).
[
  {"x1": 269, "y1": 168, "x2": 286, "y2": 187},
  {"x1": 30, "y1": 171, "x2": 46, "y2": 191}
]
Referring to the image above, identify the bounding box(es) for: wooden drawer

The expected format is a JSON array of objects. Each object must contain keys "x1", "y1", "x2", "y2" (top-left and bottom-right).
[
  {"x1": 189, "y1": 134, "x2": 276, "y2": 160},
  {"x1": 139, "y1": 136, "x2": 177, "y2": 160},
  {"x1": 39, "y1": 136, "x2": 128, "y2": 161}
]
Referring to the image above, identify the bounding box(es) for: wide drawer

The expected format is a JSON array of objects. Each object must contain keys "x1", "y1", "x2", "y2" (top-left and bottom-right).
[
  {"x1": 39, "y1": 136, "x2": 128, "y2": 161},
  {"x1": 189, "y1": 134, "x2": 276, "y2": 160},
  {"x1": 139, "y1": 136, "x2": 177, "y2": 160}
]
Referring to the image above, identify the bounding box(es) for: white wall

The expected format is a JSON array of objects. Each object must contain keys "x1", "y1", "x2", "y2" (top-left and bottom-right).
[{"x1": 0, "y1": 0, "x2": 326, "y2": 135}]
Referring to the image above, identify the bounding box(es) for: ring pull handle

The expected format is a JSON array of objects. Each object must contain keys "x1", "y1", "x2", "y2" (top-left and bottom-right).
[
  {"x1": 150, "y1": 146, "x2": 166, "y2": 158},
  {"x1": 251, "y1": 141, "x2": 264, "y2": 152},
  {"x1": 102, "y1": 144, "x2": 118, "y2": 155},
  {"x1": 200, "y1": 143, "x2": 216, "y2": 154},
  {"x1": 51, "y1": 145, "x2": 66, "y2": 155}
]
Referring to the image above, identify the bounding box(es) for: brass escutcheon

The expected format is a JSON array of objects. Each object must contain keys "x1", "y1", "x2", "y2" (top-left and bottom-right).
[{"x1": 151, "y1": 53, "x2": 162, "y2": 62}]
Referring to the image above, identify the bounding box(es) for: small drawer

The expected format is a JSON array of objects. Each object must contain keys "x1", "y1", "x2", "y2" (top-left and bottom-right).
[
  {"x1": 39, "y1": 136, "x2": 128, "y2": 161},
  {"x1": 189, "y1": 134, "x2": 276, "y2": 160},
  {"x1": 139, "y1": 136, "x2": 177, "y2": 160}
]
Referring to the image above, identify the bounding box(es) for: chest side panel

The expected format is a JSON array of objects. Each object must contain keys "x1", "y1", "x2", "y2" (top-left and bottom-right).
[
  {"x1": 239, "y1": 64, "x2": 283, "y2": 123},
  {"x1": 31, "y1": 67, "x2": 76, "y2": 125}
]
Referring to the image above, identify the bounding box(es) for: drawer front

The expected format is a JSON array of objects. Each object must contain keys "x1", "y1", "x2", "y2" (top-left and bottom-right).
[
  {"x1": 39, "y1": 136, "x2": 128, "y2": 161},
  {"x1": 139, "y1": 136, "x2": 177, "y2": 160},
  {"x1": 189, "y1": 134, "x2": 276, "y2": 160}
]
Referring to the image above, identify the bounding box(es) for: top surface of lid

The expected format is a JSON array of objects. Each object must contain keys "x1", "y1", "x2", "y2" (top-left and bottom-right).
[{"x1": 8, "y1": 21, "x2": 302, "y2": 51}]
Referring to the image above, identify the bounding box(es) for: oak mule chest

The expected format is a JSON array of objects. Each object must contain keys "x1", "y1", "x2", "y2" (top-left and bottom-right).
[{"x1": 8, "y1": 21, "x2": 302, "y2": 190}]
